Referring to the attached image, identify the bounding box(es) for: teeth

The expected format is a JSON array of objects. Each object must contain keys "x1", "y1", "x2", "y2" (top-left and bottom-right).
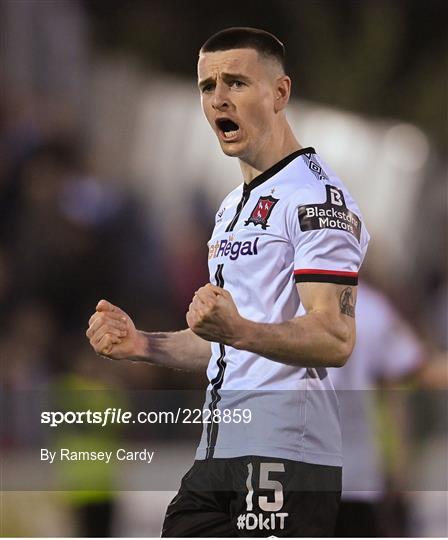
[{"x1": 224, "y1": 130, "x2": 239, "y2": 138}]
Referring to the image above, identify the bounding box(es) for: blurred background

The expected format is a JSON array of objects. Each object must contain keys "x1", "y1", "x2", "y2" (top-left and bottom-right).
[{"x1": 0, "y1": 0, "x2": 446, "y2": 537}]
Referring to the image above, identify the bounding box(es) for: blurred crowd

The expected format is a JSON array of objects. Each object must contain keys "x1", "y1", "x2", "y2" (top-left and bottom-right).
[
  {"x1": 0, "y1": 91, "x2": 210, "y2": 536},
  {"x1": 0, "y1": 112, "x2": 211, "y2": 393}
]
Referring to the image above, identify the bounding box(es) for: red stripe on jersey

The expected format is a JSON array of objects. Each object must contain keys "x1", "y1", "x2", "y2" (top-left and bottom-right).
[{"x1": 293, "y1": 269, "x2": 358, "y2": 278}]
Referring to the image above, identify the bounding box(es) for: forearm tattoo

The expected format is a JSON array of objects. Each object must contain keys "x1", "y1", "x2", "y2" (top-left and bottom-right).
[{"x1": 339, "y1": 287, "x2": 355, "y2": 317}]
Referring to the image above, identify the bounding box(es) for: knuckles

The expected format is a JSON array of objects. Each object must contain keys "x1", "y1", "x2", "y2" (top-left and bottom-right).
[
  {"x1": 96, "y1": 313, "x2": 107, "y2": 324},
  {"x1": 86, "y1": 305, "x2": 128, "y2": 355}
]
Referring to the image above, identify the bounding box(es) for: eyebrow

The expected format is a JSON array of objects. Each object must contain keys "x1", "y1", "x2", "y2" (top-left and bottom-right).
[{"x1": 198, "y1": 72, "x2": 252, "y2": 90}]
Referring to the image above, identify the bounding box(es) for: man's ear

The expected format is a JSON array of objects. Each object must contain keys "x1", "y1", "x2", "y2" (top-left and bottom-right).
[{"x1": 274, "y1": 75, "x2": 291, "y2": 112}]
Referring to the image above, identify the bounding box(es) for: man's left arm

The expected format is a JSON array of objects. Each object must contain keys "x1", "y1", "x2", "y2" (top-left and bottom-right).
[{"x1": 187, "y1": 281, "x2": 357, "y2": 368}]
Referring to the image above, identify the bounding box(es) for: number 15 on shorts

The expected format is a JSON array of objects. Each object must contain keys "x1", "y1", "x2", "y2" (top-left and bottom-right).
[{"x1": 237, "y1": 462, "x2": 289, "y2": 532}]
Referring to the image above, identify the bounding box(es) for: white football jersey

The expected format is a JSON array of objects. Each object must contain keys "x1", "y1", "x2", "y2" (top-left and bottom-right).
[{"x1": 195, "y1": 147, "x2": 370, "y2": 466}]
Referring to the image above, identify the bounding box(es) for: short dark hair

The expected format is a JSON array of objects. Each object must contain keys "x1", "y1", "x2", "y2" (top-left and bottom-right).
[{"x1": 200, "y1": 27, "x2": 285, "y2": 72}]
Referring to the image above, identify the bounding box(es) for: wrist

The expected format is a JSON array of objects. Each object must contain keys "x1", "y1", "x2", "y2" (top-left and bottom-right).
[
  {"x1": 232, "y1": 317, "x2": 256, "y2": 350},
  {"x1": 130, "y1": 330, "x2": 150, "y2": 361}
]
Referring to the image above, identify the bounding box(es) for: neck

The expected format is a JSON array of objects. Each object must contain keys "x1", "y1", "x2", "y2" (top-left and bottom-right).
[{"x1": 239, "y1": 121, "x2": 301, "y2": 184}]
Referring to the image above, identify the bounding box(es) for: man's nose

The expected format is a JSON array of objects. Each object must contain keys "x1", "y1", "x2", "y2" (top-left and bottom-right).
[{"x1": 212, "y1": 83, "x2": 230, "y2": 110}]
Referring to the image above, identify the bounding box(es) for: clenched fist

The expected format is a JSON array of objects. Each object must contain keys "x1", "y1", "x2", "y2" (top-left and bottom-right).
[
  {"x1": 186, "y1": 283, "x2": 245, "y2": 346},
  {"x1": 86, "y1": 299, "x2": 143, "y2": 359}
]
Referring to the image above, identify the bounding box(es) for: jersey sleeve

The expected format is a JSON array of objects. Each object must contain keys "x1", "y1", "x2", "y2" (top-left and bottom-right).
[{"x1": 286, "y1": 182, "x2": 369, "y2": 286}]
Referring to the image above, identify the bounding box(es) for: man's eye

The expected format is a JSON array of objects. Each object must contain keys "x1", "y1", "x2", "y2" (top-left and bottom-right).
[
  {"x1": 230, "y1": 80, "x2": 244, "y2": 88},
  {"x1": 202, "y1": 84, "x2": 214, "y2": 93}
]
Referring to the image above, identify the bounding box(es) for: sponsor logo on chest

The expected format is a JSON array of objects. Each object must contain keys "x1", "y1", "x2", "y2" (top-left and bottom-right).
[{"x1": 208, "y1": 235, "x2": 260, "y2": 261}]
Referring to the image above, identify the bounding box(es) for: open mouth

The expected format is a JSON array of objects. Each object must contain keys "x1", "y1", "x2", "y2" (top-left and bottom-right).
[{"x1": 216, "y1": 118, "x2": 240, "y2": 140}]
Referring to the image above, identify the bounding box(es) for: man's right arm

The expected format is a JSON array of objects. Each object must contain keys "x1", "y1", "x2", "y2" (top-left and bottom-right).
[{"x1": 86, "y1": 299, "x2": 211, "y2": 372}]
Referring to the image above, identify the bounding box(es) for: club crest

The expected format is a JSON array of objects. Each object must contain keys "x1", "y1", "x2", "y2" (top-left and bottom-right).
[{"x1": 244, "y1": 195, "x2": 279, "y2": 229}]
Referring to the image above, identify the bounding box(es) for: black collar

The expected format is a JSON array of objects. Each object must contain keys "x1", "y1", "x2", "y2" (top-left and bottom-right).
[{"x1": 243, "y1": 147, "x2": 316, "y2": 193}]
